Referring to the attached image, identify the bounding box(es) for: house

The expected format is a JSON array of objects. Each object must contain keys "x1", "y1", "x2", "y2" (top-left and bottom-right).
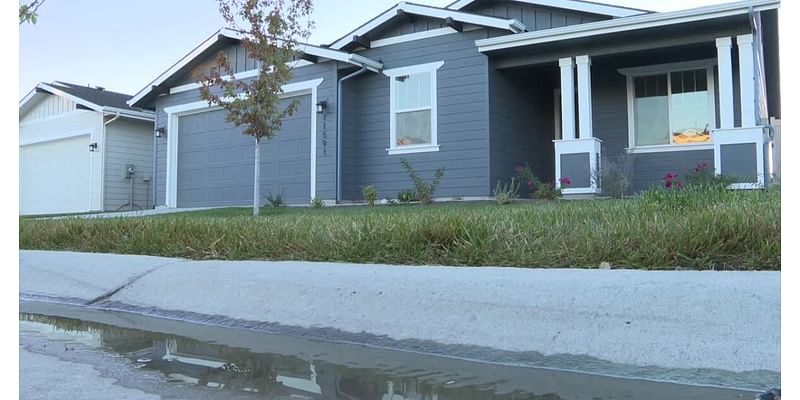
[
  {"x1": 128, "y1": 0, "x2": 781, "y2": 208},
  {"x1": 19, "y1": 82, "x2": 156, "y2": 215}
]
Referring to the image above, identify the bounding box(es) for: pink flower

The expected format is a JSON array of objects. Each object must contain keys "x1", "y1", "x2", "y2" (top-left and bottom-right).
[
  {"x1": 559, "y1": 177, "x2": 572, "y2": 187},
  {"x1": 513, "y1": 164, "x2": 522, "y2": 173}
]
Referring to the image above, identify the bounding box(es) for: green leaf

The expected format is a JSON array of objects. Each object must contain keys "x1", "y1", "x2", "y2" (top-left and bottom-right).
[{"x1": 30, "y1": 14, "x2": 37, "y2": 24}]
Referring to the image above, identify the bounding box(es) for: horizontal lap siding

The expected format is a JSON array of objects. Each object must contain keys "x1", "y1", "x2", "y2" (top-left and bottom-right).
[
  {"x1": 103, "y1": 119, "x2": 154, "y2": 211},
  {"x1": 153, "y1": 57, "x2": 337, "y2": 206},
  {"x1": 342, "y1": 31, "x2": 491, "y2": 200}
]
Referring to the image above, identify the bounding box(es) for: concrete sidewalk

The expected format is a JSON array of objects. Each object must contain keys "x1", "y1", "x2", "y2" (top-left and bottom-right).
[{"x1": 19, "y1": 250, "x2": 780, "y2": 379}]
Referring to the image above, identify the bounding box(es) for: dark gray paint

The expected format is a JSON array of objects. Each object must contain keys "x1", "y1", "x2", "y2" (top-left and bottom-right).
[
  {"x1": 720, "y1": 143, "x2": 757, "y2": 182},
  {"x1": 153, "y1": 59, "x2": 338, "y2": 206},
  {"x1": 176, "y1": 98, "x2": 311, "y2": 208},
  {"x1": 560, "y1": 152, "x2": 591, "y2": 188},
  {"x1": 340, "y1": 30, "x2": 492, "y2": 200},
  {"x1": 467, "y1": 0, "x2": 608, "y2": 30}
]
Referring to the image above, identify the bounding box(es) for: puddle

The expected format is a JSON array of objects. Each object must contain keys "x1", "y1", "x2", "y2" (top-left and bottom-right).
[{"x1": 20, "y1": 302, "x2": 762, "y2": 400}]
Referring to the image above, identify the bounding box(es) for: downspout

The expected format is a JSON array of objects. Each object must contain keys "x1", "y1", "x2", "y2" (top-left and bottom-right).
[
  {"x1": 336, "y1": 66, "x2": 368, "y2": 202},
  {"x1": 152, "y1": 107, "x2": 159, "y2": 209},
  {"x1": 97, "y1": 111, "x2": 121, "y2": 211}
]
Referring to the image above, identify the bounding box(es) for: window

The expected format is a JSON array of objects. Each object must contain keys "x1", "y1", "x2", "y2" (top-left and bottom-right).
[
  {"x1": 384, "y1": 61, "x2": 444, "y2": 155},
  {"x1": 623, "y1": 60, "x2": 716, "y2": 152}
]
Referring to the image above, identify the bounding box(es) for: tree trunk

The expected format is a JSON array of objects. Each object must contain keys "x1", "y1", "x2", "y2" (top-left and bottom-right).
[{"x1": 253, "y1": 137, "x2": 261, "y2": 216}]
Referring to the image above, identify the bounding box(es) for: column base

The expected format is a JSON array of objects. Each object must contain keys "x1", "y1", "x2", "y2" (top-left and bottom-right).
[
  {"x1": 554, "y1": 138, "x2": 602, "y2": 195},
  {"x1": 712, "y1": 126, "x2": 771, "y2": 189}
]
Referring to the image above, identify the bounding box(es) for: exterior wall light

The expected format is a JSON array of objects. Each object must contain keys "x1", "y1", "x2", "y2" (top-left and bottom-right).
[
  {"x1": 155, "y1": 127, "x2": 166, "y2": 138},
  {"x1": 88, "y1": 142, "x2": 98, "y2": 152},
  {"x1": 316, "y1": 100, "x2": 327, "y2": 114}
]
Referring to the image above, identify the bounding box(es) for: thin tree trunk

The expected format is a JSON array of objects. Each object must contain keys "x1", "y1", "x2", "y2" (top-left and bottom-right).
[{"x1": 253, "y1": 136, "x2": 260, "y2": 216}]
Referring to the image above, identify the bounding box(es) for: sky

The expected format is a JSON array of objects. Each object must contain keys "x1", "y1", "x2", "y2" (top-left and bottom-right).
[{"x1": 18, "y1": 0, "x2": 735, "y2": 99}]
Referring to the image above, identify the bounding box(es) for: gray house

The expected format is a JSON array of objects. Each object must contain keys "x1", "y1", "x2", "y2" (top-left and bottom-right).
[{"x1": 129, "y1": 0, "x2": 781, "y2": 208}]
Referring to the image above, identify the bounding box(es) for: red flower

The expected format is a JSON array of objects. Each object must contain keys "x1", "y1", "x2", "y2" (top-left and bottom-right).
[{"x1": 559, "y1": 177, "x2": 572, "y2": 187}]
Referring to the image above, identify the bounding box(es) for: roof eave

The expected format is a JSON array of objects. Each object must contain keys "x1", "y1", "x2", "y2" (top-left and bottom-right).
[{"x1": 476, "y1": 0, "x2": 781, "y2": 53}]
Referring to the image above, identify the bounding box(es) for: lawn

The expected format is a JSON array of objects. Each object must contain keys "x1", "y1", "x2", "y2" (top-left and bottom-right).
[{"x1": 19, "y1": 188, "x2": 780, "y2": 270}]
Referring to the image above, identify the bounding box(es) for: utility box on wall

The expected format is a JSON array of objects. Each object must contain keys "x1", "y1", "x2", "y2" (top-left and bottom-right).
[{"x1": 122, "y1": 164, "x2": 135, "y2": 179}]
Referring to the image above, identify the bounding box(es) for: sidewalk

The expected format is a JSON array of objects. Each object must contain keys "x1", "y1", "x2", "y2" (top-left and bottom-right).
[{"x1": 19, "y1": 250, "x2": 780, "y2": 380}]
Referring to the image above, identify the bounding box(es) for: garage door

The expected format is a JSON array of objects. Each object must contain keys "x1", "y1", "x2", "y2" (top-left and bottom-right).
[
  {"x1": 20, "y1": 135, "x2": 91, "y2": 215},
  {"x1": 176, "y1": 95, "x2": 312, "y2": 208}
]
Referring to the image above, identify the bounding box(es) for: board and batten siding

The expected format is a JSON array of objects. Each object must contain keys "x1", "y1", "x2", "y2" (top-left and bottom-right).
[
  {"x1": 103, "y1": 119, "x2": 154, "y2": 211},
  {"x1": 340, "y1": 29, "x2": 492, "y2": 200},
  {"x1": 467, "y1": 0, "x2": 608, "y2": 32},
  {"x1": 153, "y1": 57, "x2": 338, "y2": 206},
  {"x1": 20, "y1": 95, "x2": 77, "y2": 123}
]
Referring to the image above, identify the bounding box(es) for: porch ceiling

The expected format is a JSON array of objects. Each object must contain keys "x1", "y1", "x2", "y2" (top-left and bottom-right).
[{"x1": 487, "y1": 14, "x2": 752, "y2": 70}]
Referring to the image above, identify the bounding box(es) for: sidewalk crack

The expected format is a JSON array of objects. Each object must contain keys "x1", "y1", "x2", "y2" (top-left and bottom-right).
[{"x1": 85, "y1": 260, "x2": 185, "y2": 306}]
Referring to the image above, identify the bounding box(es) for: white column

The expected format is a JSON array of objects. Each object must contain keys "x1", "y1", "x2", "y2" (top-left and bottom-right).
[
  {"x1": 575, "y1": 55, "x2": 593, "y2": 139},
  {"x1": 559, "y1": 57, "x2": 576, "y2": 140},
  {"x1": 716, "y1": 37, "x2": 735, "y2": 129},
  {"x1": 737, "y1": 34, "x2": 757, "y2": 128}
]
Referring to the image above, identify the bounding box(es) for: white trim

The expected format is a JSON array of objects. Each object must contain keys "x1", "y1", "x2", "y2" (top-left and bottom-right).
[
  {"x1": 622, "y1": 60, "x2": 717, "y2": 153},
  {"x1": 576, "y1": 55, "x2": 593, "y2": 140},
  {"x1": 19, "y1": 130, "x2": 91, "y2": 147},
  {"x1": 384, "y1": 61, "x2": 444, "y2": 155},
  {"x1": 447, "y1": 0, "x2": 649, "y2": 18},
  {"x1": 553, "y1": 138, "x2": 602, "y2": 194},
  {"x1": 559, "y1": 57, "x2": 576, "y2": 141},
  {"x1": 129, "y1": 27, "x2": 379, "y2": 107},
  {"x1": 163, "y1": 78, "x2": 323, "y2": 208},
  {"x1": 737, "y1": 34, "x2": 757, "y2": 128},
  {"x1": 101, "y1": 107, "x2": 155, "y2": 121},
  {"x1": 18, "y1": 110, "x2": 93, "y2": 127},
  {"x1": 370, "y1": 27, "x2": 458, "y2": 48},
  {"x1": 329, "y1": 2, "x2": 525, "y2": 50},
  {"x1": 169, "y1": 69, "x2": 260, "y2": 95},
  {"x1": 626, "y1": 144, "x2": 714, "y2": 154},
  {"x1": 713, "y1": 126, "x2": 768, "y2": 188},
  {"x1": 476, "y1": 0, "x2": 780, "y2": 52},
  {"x1": 716, "y1": 37, "x2": 735, "y2": 129}
]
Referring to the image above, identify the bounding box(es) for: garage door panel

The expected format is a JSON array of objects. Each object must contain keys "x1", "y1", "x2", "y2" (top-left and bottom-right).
[
  {"x1": 20, "y1": 135, "x2": 91, "y2": 215},
  {"x1": 177, "y1": 95, "x2": 312, "y2": 208}
]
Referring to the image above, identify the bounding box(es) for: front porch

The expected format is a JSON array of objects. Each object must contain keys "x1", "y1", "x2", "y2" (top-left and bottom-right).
[{"x1": 483, "y1": 5, "x2": 779, "y2": 195}]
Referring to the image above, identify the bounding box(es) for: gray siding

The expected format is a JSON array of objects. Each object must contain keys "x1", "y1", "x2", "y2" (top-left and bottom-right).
[
  {"x1": 370, "y1": 16, "x2": 448, "y2": 41},
  {"x1": 340, "y1": 30, "x2": 492, "y2": 201},
  {"x1": 467, "y1": 0, "x2": 608, "y2": 31},
  {"x1": 488, "y1": 65, "x2": 555, "y2": 193},
  {"x1": 103, "y1": 119, "x2": 154, "y2": 211},
  {"x1": 153, "y1": 57, "x2": 338, "y2": 207}
]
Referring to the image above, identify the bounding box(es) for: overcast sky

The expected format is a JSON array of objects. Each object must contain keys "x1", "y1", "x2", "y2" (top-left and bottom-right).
[{"x1": 18, "y1": 0, "x2": 734, "y2": 99}]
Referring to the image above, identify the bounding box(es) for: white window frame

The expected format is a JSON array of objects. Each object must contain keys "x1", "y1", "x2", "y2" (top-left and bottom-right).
[
  {"x1": 620, "y1": 59, "x2": 717, "y2": 154},
  {"x1": 383, "y1": 61, "x2": 444, "y2": 155}
]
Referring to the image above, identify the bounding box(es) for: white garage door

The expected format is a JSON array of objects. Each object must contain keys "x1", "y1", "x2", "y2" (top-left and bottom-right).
[{"x1": 20, "y1": 135, "x2": 91, "y2": 215}]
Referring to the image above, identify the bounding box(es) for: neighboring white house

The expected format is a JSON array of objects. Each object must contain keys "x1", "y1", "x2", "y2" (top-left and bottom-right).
[{"x1": 19, "y1": 81, "x2": 155, "y2": 215}]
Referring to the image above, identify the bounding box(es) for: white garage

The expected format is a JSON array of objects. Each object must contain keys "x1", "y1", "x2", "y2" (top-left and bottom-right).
[{"x1": 19, "y1": 82, "x2": 155, "y2": 216}]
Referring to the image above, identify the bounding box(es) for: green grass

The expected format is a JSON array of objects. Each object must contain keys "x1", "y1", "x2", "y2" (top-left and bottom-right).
[{"x1": 19, "y1": 188, "x2": 780, "y2": 270}]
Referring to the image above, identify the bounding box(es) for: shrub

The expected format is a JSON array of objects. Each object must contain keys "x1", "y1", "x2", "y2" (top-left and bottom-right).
[
  {"x1": 684, "y1": 162, "x2": 738, "y2": 190},
  {"x1": 493, "y1": 178, "x2": 519, "y2": 205},
  {"x1": 534, "y1": 178, "x2": 568, "y2": 200},
  {"x1": 514, "y1": 163, "x2": 539, "y2": 198},
  {"x1": 362, "y1": 185, "x2": 378, "y2": 206},
  {"x1": 397, "y1": 190, "x2": 419, "y2": 204},
  {"x1": 265, "y1": 192, "x2": 284, "y2": 208},
  {"x1": 310, "y1": 196, "x2": 325, "y2": 209},
  {"x1": 598, "y1": 153, "x2": 634, "y2": 199},
  {"x1": 385, "y1": 198, "x2": 398, "y2": 206},
  {"x1": 399, "y1": 158, "x2": 445, "y2": 205}
]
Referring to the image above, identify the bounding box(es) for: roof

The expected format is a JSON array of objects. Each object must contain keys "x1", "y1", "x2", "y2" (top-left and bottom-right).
[
  {"x1": 127, "y1": 27, "x2": 383, "y2": 108},
  {"x1": 476, "y1": 0, "x2": 780, "y2": 52},
  {"x1": 446, "y1": 0, "x2": 651, "y2": 18},
  {"x1": 328, "y1": 1, "x2": 527, "y2": 50},
  {"x1": 19, "y1": 82, "x2": 154, "y2": 121}
]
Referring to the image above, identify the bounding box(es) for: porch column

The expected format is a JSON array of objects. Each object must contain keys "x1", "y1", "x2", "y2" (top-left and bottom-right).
[
  {"x1": 737, "y1": 34, "x2": 757, "y2": 128},
  {"x1": 716, "y1": 37, "x2": 735, "y2": 129},
  {"x1": 575, "y1": 55, "x2": 593, "y2": 139},
  {"x1": 559, "y1": 57, "x2": 576, "y2": 140}
]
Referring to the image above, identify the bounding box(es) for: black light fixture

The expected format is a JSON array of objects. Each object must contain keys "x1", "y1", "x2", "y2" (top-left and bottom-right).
[
  {"x1": 316, "y1": 100, "x2": 327, "y2": 114},
  {"x1": 155, "y1": 127, "x2": 166, "y2": 138},
  {"x1": 88, "y1": 142, "x2": 98, "y2": 152}
]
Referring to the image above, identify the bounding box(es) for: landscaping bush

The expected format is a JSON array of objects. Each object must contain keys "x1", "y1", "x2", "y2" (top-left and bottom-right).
[
  {"x1": 397, "y1": 190, "x2": 418, "y2": 204},
  {"x1": 399, "y1": 158, "x2": 444, "y2": 204},
  {"x1": 598, "y1": 153, "x2": 634, "y2": 199},
  {"x1": 265, "y1": 192, "x2": 284, "y2": 208},
  {"x1": 310, "y1": 196, "x2": 325, "y2": 209},
  {"x1": 493, "y1": 178, "x2": 519, "y2": 205},
  {"x1": 362, "y1": 185, "x2": 378, "y2": 206}
]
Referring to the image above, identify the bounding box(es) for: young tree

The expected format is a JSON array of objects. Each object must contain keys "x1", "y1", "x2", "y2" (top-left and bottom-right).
[{"x1": 195, "y1": 0, "x2": 313, "y2": 216}]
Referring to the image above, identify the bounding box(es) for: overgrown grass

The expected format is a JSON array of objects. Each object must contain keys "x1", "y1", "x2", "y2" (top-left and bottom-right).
[{"x1": 19, "y1": 188, "x2": 780, "y2": 270}]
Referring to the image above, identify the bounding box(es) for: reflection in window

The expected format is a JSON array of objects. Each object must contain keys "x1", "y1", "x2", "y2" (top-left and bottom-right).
[{"x1": 394, "y1": 72, "x2": 432, "y2": 146}]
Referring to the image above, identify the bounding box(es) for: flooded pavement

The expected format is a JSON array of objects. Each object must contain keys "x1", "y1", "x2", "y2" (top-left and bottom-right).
[{"x1": 19, "y1": 301, "x2": 766, "y2": 400}]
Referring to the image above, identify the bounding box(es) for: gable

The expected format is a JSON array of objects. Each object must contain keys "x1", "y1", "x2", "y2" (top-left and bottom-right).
[
  {"x1": 20, "y1": 93, "x2": 78, "y2": 123},
  {"x1": 464, "y1": 0, "x2": 610, "y2": 31},
  {"x1": 448, "y1": 0, "x2": 649, "y2": 18}
]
